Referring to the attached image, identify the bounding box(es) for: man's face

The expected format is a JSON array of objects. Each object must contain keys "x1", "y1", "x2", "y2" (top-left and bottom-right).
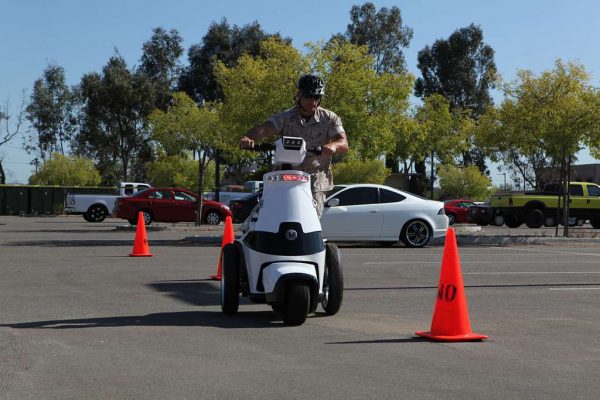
[{"x1": 298, "y1": 92, "x2": 321, "y2": 115}]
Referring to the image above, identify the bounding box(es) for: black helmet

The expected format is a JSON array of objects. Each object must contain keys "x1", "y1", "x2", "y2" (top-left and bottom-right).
[{"x1": 297, "y1": 74, "x2": 325, "y2": 97}]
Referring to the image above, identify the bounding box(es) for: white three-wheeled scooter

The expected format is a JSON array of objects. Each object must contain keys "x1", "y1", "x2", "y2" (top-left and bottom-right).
[{"x1": 220, "y1": 136, "x2": 343, "y2": 326}]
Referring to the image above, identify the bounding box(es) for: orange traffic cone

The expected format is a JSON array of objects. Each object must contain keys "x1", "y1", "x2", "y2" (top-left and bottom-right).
[
  {"x1": 210, "y1": 216, "x2": 235, "y2": 280},
  {"x1": 129, "y1": 211, "x2": 154, "y2": 257},
  {"x1": 415, "y1": 228, "x2": 487, "y2": 342}
]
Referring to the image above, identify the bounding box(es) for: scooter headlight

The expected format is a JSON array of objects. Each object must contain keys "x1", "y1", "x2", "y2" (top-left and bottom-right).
[{"x1": 267, "y1": 173, "x2": 309, "y2": 182}]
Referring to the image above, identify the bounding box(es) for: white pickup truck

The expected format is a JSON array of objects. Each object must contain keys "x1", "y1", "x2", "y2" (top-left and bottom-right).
[
  {"x1": 203, "y1": 180, "x2": 263, "y2": 206},
  {"x1": 65, "y1": 182, "x2": 151, "y2": 222}
]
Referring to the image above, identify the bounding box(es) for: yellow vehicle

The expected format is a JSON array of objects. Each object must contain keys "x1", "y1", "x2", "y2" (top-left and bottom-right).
[{"x1": 489, "y1": 182, "x2": 600, "y2": 228}]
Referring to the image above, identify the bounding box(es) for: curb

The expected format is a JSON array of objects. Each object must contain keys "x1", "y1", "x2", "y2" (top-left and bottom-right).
[
  {"x1": 184, "y1": 233, "x2": 600, "y2": 247},
  {"x1": 115, "y1": 225, "x2": 169, "y2": 232}
]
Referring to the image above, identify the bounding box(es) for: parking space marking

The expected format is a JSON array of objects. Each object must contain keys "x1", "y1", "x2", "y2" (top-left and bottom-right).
[
  {"x1": 365, "y1": 260, "x2": 600, "y2": 265},
  {"x1": 343, "y1": 251, "x2": 582, "y2": 257},
  {"x1": 463, "y1": 271, "x2": 600, "y2": 275},
  {"x1": 503, "y1": 247, "x2": 600, "y2": 257}
]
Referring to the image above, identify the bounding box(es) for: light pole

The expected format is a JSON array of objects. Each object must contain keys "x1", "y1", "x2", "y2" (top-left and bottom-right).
[{"x1": 498, "y1": 173, "x2": 507, "y2": 191}]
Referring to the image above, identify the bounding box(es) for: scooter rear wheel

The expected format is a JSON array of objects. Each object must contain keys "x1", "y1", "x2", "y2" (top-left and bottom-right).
[
  {"x1": 322, "y1": 243, "x2": 343, "y2": 315},
  {"x1": 221, "y1": 243, "x2": 240, "y2": 315},
  {"x1": 281, "y1": 281, "x2": 310, "y2": 326}
]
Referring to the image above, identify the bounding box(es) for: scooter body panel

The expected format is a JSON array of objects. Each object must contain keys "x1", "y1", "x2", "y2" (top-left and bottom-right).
[
  {"x1": 252, "y1": 170, "x2": 321, "y2": 234},
  {"x1": 241, "y1": 246, "x2": 325, "y2": 297}
]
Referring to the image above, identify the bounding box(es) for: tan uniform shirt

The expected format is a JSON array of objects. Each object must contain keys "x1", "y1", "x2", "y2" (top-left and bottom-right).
[{"x1": 267, "y1": 106, "x2": 344, "y2": 192}]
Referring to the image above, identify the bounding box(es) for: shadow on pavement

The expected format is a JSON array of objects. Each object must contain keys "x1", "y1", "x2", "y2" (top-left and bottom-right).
[
  {"x1": 5, "y1": 239, "x2": 204, "y2": 247},
  {"x1": 148, "y1": 280, "x2": 226, "y2": 307},
  {"x1": 0, "y1": 310, "x2": 284, "y2": 330}
]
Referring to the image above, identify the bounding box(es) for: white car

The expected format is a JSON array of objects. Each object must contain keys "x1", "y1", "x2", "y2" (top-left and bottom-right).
[{"x1": 321, "y1": 184, "x2": 448, "y2": 247}]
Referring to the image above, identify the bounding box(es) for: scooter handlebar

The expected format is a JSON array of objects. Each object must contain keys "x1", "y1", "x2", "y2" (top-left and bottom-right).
[
  {"x1": 252, "y1": 143, "x2": 275, "y2": 152},
  {"x1": 242, "y1": 143, "x2": 322, "y2": 155}
]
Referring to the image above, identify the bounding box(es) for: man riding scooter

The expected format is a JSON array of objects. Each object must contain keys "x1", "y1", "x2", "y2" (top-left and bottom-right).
[{"x1": 239, "y1": 74, "x2": 349, "y2": 218}]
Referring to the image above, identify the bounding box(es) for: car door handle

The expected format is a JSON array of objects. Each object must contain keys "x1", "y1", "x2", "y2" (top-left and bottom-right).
[{"x1": 369, "y1": 210, "x2": 377, "y2": 213}]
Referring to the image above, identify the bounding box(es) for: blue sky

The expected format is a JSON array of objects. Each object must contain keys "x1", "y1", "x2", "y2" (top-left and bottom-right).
[{"x1": 1, "y1": 0, "x2": 599, "y2": 184}]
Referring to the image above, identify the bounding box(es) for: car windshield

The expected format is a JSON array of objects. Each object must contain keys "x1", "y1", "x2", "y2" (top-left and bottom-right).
[
  {"x1": 395, "y1": 189, "x2": 426, "y2": 200},
  {"x1": 242, "y1": 191, "x2": 261, "y2": 201},
  {"x1": 174, "y1": 191, "x2": 196, "y2": 201},
  {"x1": 133, "y1": 188, "x2": 153, "y2": 197},
  {"x1": 326, "y1": 186, "x2": 346, "y2": 198}
]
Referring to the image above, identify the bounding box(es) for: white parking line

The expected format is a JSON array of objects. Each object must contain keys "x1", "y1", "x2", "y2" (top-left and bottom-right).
[
  {"x1": 365, "y1": 260, "x2": 600, "y2": 265},
  {"x1": 504, "y1": 247, "x2": 600, "y2": 257},
  {"x1": 344, "y1": 251, "x2": 597, "y2": 257},
  {"x1": 463, "y1": 271, "x2": 600, "y2": 275}
]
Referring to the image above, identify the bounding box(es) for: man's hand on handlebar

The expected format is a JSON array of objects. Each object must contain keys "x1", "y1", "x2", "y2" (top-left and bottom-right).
[{"x1": 321, "y1": 144, "x2": 336, "y2": 157}]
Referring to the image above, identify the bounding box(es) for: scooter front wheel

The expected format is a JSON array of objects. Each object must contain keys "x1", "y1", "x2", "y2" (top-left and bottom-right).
[
  {"x1": 221, "y1": 243, "x2": 240, "y2": 315},
  {"x1": 281, "y1": 281, "x2": 310, "y2": 326}
]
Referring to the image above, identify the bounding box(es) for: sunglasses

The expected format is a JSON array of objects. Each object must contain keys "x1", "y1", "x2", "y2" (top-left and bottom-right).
[{"x1": 302, "y1": 94, "x2": 322, "y2": 100}]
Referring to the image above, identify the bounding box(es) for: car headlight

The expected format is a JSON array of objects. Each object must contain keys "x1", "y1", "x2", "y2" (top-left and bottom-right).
[
  {"x1": 438, "y1": 208, "x2": 445, "y2": 215},
  {"x1": 221, "y1": 204, "x2": 230, "y2": 211}
]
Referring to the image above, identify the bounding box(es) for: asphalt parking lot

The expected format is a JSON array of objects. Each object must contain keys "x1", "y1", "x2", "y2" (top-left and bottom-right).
[{"x1": 1, "y1": 216, "x2": 599, "y2": 399}]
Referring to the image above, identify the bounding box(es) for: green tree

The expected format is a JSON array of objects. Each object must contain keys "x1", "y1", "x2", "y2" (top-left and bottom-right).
[
  {"x1": 25, "y1": 64, "x2": 77, "y2": 162},
  {"x1": 414, "y1": 94, "x2": 471, "y2": 198},
  {"x1": 341, "y1": 2, "x2": 413, "y2": 74},
  {"x1": 478, "y1": 60, "x2": 600, "y2": 235},
  {"x1": 74, "y1": 56, "x2": 156, "y2": 184},
  {"x1": 414, "y1": 24, "x2": 497, "y2": 171},
  {"x1": 438, "y1": 164, "x2": 491, "y2": 200},
  {"x1": 138, "y1": 27, "x2": 184, "y2": 110},
  {"x1": 178, "y1": 19, "x2": 290, "y2": 103},
  {"x1": 215, "y1": 38, "x2": 308, "y2": 174},
  {"x1": 149, "y1": 92, "x2": 225, "y2": 225},
  {"x1": 332, "y1": 158, "x2": 390, "y2": 184},
  {"x1": 28, "y1": 153, "x2": 101, "y2": 186},
  {"x1": 308, "y1": 40, "x2": 414, "y2": 160},
  {"x1": 146, "y1": 154, "x2": 216, "y2": 190}
]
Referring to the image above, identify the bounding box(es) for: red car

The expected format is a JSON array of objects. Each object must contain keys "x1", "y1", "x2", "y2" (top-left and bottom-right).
[
  {"x1": 113, "y1": 188, "x2": 231, "y2": 225},
  {"x1": 443, "y1": 199, "x2": 477, "y2": 225}
]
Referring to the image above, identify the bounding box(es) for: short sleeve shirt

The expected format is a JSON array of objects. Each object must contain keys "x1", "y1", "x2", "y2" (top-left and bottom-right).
[{"x1": 267, "y1": 106, "x2": 345, "y2": 191}]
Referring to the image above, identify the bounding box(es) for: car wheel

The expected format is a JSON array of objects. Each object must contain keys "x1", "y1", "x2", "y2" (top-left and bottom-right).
[
  {"x1": 525, "y1": 209, "x2": 544, "y2": 228},
  {"x1": 544, "y1": 215, "x2": 557, "y2": 227},
  {"x1": 281, "y1": 281, "x2": 310, "y2": 326},
  {"x1": 590, "y1": 218, "x2": 600, "y2": 229},
  {"x1": 221, "y1": 243, "x2": 240, "y2": 315},
  {"x1": 87, "y1": 204, "x2": 108, "y2": 222},
  {"x1": 504, "y1": 213, "x2": 523, "y2": 228},
  {"x1": 401, "y1": 220, "x2": 432, "y2": 248},
  {"x1": 83, "y1": 213, "x2": 94, "y2": 222},
  {"x1": 205, "y1": 210, "x2": 222, "y2": 225},
  {"x1": 322, "y1": 243, "x2": 343, "y2": 315},
  {"x1": 447, "y1": 213, "x2": 456, "y2": 225},
  {"x1": 141, "y1": 210, "x2": 153, "y2": 226},
  {"x1": 493, "y1": 215, "x2": 504, "y2": 226}
]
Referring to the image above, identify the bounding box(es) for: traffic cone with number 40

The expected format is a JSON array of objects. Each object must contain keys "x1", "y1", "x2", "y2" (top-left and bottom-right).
[{"x1": 415, "y1": 228, "x2": 487, "y2": 342}]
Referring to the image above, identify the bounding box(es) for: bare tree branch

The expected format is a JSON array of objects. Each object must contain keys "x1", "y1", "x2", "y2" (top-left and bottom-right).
[{"x1": 0, "y1": 90, "x2": 27, "y2": 146}]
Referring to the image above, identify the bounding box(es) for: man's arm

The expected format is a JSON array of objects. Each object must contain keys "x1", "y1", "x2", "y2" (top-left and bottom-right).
[
  {"x1": 239, "y1": 122, "x2": 278, "y2": 149},
  {"x1": 322, "y1": 132, "x2": 349, "y2": 157}
]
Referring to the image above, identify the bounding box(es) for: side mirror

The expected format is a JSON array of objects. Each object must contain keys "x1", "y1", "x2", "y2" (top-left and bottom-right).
[{"x1": 326, "y1": 198, "x2": 340, "y2": 207}]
